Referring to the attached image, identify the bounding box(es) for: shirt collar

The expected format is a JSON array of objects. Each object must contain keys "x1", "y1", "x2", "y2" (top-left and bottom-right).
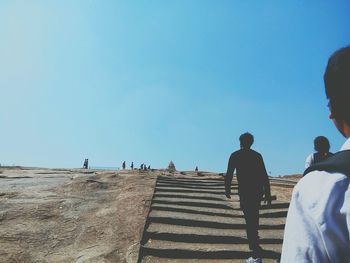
[{"x1": 340, "y1": 138, "x2": 350, "y2": 151}]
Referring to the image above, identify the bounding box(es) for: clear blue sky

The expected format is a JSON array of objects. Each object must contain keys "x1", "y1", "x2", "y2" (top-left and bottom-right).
[{"x1": 0, "y1": 1, "x2": 349, "y2": 175}]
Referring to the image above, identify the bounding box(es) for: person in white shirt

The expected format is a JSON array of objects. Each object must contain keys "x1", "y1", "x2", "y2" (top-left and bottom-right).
[
  {"x1": 281, "y1": 46, "x2": 350, "y2": 262},
  {"x1": 304, "y1": 136, "x2": 333, "y2": 169}
]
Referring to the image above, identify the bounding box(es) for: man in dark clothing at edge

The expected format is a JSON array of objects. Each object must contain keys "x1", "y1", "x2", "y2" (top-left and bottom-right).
[{"x1": 225, "y1": 133, "x2": 272, "y2": 261}]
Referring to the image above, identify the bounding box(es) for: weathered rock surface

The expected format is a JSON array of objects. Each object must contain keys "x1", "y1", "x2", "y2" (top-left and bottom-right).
[{"x1": 0, "y1": 167, "x2": 157, "y2": 263}]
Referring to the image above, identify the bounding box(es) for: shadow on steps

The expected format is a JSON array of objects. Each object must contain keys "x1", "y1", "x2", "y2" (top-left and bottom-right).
[
  {"x1": 156, "y1": 182, "x2": 238, "y2": 190},
  {"x1": 137, "y1": 176, "x2": 288, "y2": 262},
  {"x1": 152, "y1": 200, "x2": 235, "y2": 210},
  {"x1": 140, "y1": 247, "x2": 281, "y2": 260},
  {"x1": 151, "y1": 205, "x2": 243, "y2": 218},
  {"x1": 155, "y1": 188, "x2": 237, "y2": 195},
  {"x1": 260, "y1": 203, "x2": 290, "y2": 210},
  {"x1": 260, "y1": 211, "x2": 288, "y2": 218},
  {"x1": 151, "y1": 205, "x2": 287, "y2": 219},
  {"x1": 158, "y1": 180, "x2": 225, "y2": 187},
  {"x1": 153, "y1": 193, "x2": 228, "y2": 202},
  {"x1": 145, "y1": 232, "x2": 283, "y2": 245},
  {"x1": 149, "y1": 216, "x2": 285, "y2": 230},
  {"x1": 153, "y1": 199, "x2": 289, "y2": 211}
]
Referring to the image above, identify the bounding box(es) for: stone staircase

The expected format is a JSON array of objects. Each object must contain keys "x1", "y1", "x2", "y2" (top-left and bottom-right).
[{"x1": 138, "y1": 175, "x2": 291, "y2": 263}]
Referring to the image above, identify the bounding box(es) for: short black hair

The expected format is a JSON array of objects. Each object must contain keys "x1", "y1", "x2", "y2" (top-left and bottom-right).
[
  {"x1": 314, "y1": 136, "x2": 330, "y2": 153},
  {"x1": 239, "y1": 132, "x2": 254, "y2": 148},
  {"x1": 324, "y1": 45, "x2": 350, "y2": 125}
]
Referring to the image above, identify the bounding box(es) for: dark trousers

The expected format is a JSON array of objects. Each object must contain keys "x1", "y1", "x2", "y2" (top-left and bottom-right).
[{"x1": 240, "y1": 197, "x2": 260, "y2": 251}]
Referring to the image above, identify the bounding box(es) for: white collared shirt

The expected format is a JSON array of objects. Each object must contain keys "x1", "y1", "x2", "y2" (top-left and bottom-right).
[
  {"x1": 305, "y1": 153, "x2": 314, "y2": 169},
  {"x1": 281, "y1": 138, "x2": 350, "y2": 263}
]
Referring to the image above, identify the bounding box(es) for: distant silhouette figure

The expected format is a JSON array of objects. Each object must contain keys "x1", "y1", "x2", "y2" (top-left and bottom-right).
[
  {"x1": 140, "y1": 163, "x2": 144, "y2": 170},
  {"x1": 195, "y1": 166, "x2": 198, "y2": 172},
  {"x1": 225, "y1": 133, "x2": 271, "y2": 260},
  {"x1": 131, "y1": 162, "x2": 134, "y2": 170},
  {"x1": 122, "y1": 161, "x2": 126, "y2": 170},
  {"x1": 305, "y1": 136, "x2": 333, "y2": 169},
  {"x1": 144, "y1": 164, "x2": 147, "y2": 171},
  {"x1": 167, "y1": 161, "x2": 176, "y2": 173},
  {"x1": 83, "y1": 159, "x2": 89, "y2": 169},
  {"x1": 148, "y1": 165, "x2": 151, "y2": 170}
]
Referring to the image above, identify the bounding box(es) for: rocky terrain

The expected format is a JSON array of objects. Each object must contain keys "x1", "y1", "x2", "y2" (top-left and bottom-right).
[
  {"x1": 0, "y1": 167, "x2": 157, "y2": 263},
  {"x1": 0, "y1": 167, "x2": 298, "y2": 263}
]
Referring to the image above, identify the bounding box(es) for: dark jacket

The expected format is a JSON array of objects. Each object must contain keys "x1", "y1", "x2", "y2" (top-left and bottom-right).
[
  {"x1": 225, "y1": 148, "x2": 271, "y2": 200},
  {"x1": 313, "y1": 152, "x2": 334, "y2": 165}
]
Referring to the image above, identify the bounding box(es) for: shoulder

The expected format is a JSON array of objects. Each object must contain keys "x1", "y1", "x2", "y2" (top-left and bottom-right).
[
  {"x1": 294, "y1": 171, "x2": 350, "y2": 221},
  {"x1": 249, "y1": 149, "x2": 263, "y2": 159},
  {"x1": 304, "y1": 153, "x2": 314, "y2": 167},
  {"x1": 305, "y1": 153, "x2": 314, "y2": 160},
  {"x1": 230, "y1": 150, "x2": 241, "y2": 157},
  {"x1": 295, "y1": 170, "x2": 349, "y2": 197},
  {"x1": 291, "y1": 171, "x2": 350, "y2": 259}
]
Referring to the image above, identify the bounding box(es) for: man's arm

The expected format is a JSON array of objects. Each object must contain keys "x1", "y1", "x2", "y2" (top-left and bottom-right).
[
  {"x1": 259, "y1": 155, "x2": 271, "y2": 204},
  {"x1": 225, "y1": 153, "x2": 235, "y2": 198}
]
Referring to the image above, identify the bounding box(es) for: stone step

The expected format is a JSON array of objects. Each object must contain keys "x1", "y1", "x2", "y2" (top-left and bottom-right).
[
  {"x1": 153, "y1": 192, "x2": 237, "y2": 202},
  {"x1": 146, "y1": 222, "x2": 284, "y2": 239},
  {"x1": 156, "y1": 182, "x2": 237, "y2": 190},
  {"x1": 158, "y1": 180, "x2": 293, "y2": 191},
  {"x1": 159, "y1": 176, "x2": 226, "y2": 182},
  {"x1": 141, "y1": 256, "x2": 279, "y2": 263},
  {"x1": 155, "y1": 191, "x2": 277, "y2": 202},
  {"x1": 153, "y1": 194, "x2": 241, "y2": 205},
  {"x1": 269, "y1": 183, "x2": 295, "y2": 189},
  {"x1": 153, "y1": 196, "x2": 241, "y2": 207},
  {"x1": 160, "y1": 176, "x2": 296, "y2": 188},
  {"x1": 140, "y1": 240, "x2": 281, "y2": 262},
  {"x1": 155, "y1": 187, "x2": 236, "y2": 195},
  {"x1": 269, "y1": 178, "x2": 297, "y2": 185},
  {"x1": 147, "y1": 216, "x2": 285, "y2": 231},
  {"x1": 153, "y1": 193, "x2": 277, "y2": 204},
  {"x1": 152, "y1": 198, "x2": 288, "y2": 212},
  {"x1": 138, "y1": 175, "x2": 288, "y2": 262},
  {"x1": 157, "y1": 179, "x2": 228, "y2": 186},
  {"x1": 151, "y1": 204, "x2": 288, "y2": 219},
  {"x1": 143, "y1": 239, "x2": 282, "y2": 252},
  {"x1": 151, "y1": 198, "x2": 238, "y2": 210},
  {"x1": 148, "y1": 210, "x2": 286, "y2": 226}
]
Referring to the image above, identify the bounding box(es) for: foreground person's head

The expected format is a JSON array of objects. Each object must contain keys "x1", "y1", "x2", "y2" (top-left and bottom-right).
[
  {"x1": 324, "y1": 45, "x2": 350, "y2": 138},
  {"x1": 240, "y1": 132, "x2": 254, "y2": 149},
  {"x1": 314, "y1": 136, "x2": 330, "y2": 153}
]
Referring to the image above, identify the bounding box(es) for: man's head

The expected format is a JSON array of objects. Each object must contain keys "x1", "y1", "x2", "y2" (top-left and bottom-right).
[
  {"x1": 314, "y1": 136, "x2": 330, "y2": 153},
  {"x1": 239, "y1": 132, "x2": 254, "y2": 149},
  {"x1": 324, "y1": 45, "x2": 350, "y2": 137}
]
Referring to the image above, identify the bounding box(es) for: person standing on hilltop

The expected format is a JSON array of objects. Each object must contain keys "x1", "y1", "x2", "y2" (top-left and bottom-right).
[
  {"x1": 281, "y1": 46, "x2": 350, "y2": 262},
  {"x1": 130, "y1": 162, "x2": 134, "y2": 170},
  {"x1": 122, "y1": 161, "x2": 126, "y2": 170},
  {"x1": 225, "y1": 133, "x2": 271, "y2": 263},
  {"x1": 83, "y1": 159, "x2": 88, "y2": 169},
  {"x1": 304, "y1": 136, "x2": 333, "y2": 169}
]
